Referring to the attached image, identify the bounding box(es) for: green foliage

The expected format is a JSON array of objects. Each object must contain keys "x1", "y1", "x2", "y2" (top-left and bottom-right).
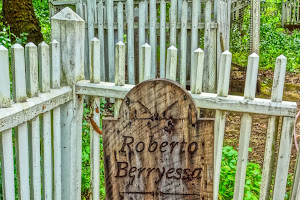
[
  {"x1": 33, "y1": 0, "x2": 51, "y2": 43},
  {"x1": 82, "y1": 100, "x2": 107, "y2": 200},
  {"x1": 219, "y1": 146, "x2": 262, "y2": 200},
  {"x1": 230, "y1": 1, "x2": 300, "y2": 72}
]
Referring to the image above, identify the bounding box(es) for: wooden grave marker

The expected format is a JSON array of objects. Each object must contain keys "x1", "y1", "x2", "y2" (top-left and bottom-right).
[{"x1": 103, "y1": 79, "x2": 214, "y2": 199}]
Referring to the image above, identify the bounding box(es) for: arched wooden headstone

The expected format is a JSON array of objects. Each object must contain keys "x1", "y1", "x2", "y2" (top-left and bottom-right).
[{"x1": 103, "y1": 79, "x2": 214, "y2": 199}]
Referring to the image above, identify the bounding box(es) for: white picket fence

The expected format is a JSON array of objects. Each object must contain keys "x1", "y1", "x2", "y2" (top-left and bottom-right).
[
  {"x1": 0, "y1": 5, "x2": 299, "y2": 200},
  {"x1": 51, "y1": 0, "x2": 232, "y2": 91},
  {"x1": 282, "y1": 0, "x2": 300, "y2": 25}
]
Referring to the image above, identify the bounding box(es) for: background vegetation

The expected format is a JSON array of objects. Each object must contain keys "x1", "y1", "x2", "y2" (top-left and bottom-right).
[{"x1": 0, "y1": 0, "x2": 298, "y2": 199}]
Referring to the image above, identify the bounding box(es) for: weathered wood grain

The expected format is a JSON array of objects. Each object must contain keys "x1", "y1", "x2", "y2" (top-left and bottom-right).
[
  {"x1": 0, "y1": 129, "x2": 16, "y2": 199},
  {"x1": 166, "y1": 46, "x2": 178, "y2": 81},
  {"x1": 159, "y1": 0, "x2": 166, "y2": 78},
  {"x1": 0, "y1": 45, "x2": 10, "y2": 108},
  {"x1": 25, "y1": 43, "x2": 39, "y2": 98},
  {"x1": 233, "y1": 53, "x2": 259, "y2": 200},
  {"x1": 103, "y1": 79, "x2": 214, "y2": 199},
  {"x1": 126, "y1": 0, "x2": 135, "y2": 84},
  {"x1": 0, "y1": 87, "x2": 72, "y2": 132},
  {"x1": 12, "y1": 44, "x2": 27, "y2": 103},
  {"x1": 260, "y1": 55, "x2": 287, "y2": 200},
  {"x1": 51, "y1": 8, "x2": 85, "y2": 200},
  {"x1": 50, "y1": 40, "x2": 61, "y2": 89},
  {"x1": 75, "y1": 80, "x2": 297, "y2": 117},
  {"x1": 140, "y1": 43, "x2": 151, "y2": 82},
  {"x1": 213, "y1": 50, "x2": 232, "y2": 200},
  {"x1": 149, "y1": 0, "x2": 156, "y2": 79},
  {"x1": 179, "y1": 1, "x2": 188, "y2": 87}
]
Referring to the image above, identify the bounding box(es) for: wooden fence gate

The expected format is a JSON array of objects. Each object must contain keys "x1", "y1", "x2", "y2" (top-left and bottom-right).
[{"x1": 0, "y1": 5, "x2": 299, "y2": 200}]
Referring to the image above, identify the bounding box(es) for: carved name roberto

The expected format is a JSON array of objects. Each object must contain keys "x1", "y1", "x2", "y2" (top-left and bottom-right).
[{"x1": 103, "y1": 79, "x2": 214, "y2": 199}]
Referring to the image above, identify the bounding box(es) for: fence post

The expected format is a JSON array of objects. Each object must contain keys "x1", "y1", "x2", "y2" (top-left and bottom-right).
[
  {"x1": 251, "y1": 0, "x2": 260, "y2": 54},
  {"x1": 51, "y1": 7, "x2": 85, "y2": 200}
]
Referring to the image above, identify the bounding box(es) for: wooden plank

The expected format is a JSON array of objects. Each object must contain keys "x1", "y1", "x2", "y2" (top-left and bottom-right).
[
  {"x1": 0, "y1": 129, "x2": 16, "y2": 200},
  {"x1": 15, "y1": 122, "x2": 30, "y2": 200},
  {"x1": 233, "y1": 113, "x2": 253, "y2": 200},
  {"x1": 102, "y1": 79, "x2": 214, "y2": 199},
  {"x1": 12, "y1": 44, "x2": 27, "y2": 103},
  {"x1": 291, "y1": 146, "x2": 300, "y2": 200},
  {"x1": 251, "y1": 0, "x2": 260, "y2": 54},
  {"x1": 89, "y1": 33, "x2": 101, "y2": 200},
  {"x1": 213, "y1": 51, "x2": 232, "y2": 200},
  {"x1": 87, "y1": 0, "x2": 96, "y2": 79},
  {"x1": 107, "y1": 0, "x2": 115, "y2": 82},
  {"x1": 140, "y1": 43, "x2": 151, "y2": 82},
  {"x1": 260, "y1": 55, "x2": 287, "y2": 200},
  {"x1": 170, "y1": 0, "x2": 177, "y2": 46},
  {"x1": 139, "y1": 1, "x2": 146, "y2": 80},
  {"x1": 159, "y1": 0, "x2": 166, "y2": 78},
  {"x1": 233, "y1": 53, "x2": 259, "y2": 200},
  {"x1": 273, "y1": 117, "x2": 295, "y2": 199},
  {"x1": 117, "y1": 2, "x2": 124, "y2": 42},
  {"x1": 25, "y1": 43, "x2": 39, "y2": 98},
  {"x1": 25, "y1": 42, "x2": 41, "y2": 200},
  {"x1": 76, "y1": 2, "x2": 89, "y2": 79},
  {"x1": 39, "y1": 40, "x2": 53, "y2": 200},
  {"x1": 134, "y1": 7, "x2": 140, "y2": 85},
  {"x1": 166, "y1": 46, "x2": 178, "y2": 81},
  {"x1": 53, "y1": 107, "x2": 62, "y2": 200},
  {"x1": 0, "y1": 87, "x2": 72, "y2": 132},
  {"x1": 90, "y1": 38, "x2": 101, "y2": 83},
  {"x1": 149, "y1": 0, "x2": 156, "y2": 78},
  {"x1": 97, "y1": 2, "x2": 105, "y2": 82},
  {"x1": 217, "y1": 51, "x2": 232, "y2": 97},
  {"x1": 76, "y1": 80, "x2": 297, "y2": 117},
  {"x1": 203, "y1": 1, "x2": 214, "y2": 92},
  {"x1": 50, "y1": 40, "x2": 61, "y2": 89},
  {"x1": 114, "y1": 41, "x2": 126, "y2": 117},
  {"x1": 144, "y1": 0, "x2": 149, "y2": 43},
  {"x1": 186, "y1": 5, "x2": 192, "y2": 83},
  {"x1": 126, "y1": 0, "x2": 135, "y2": 84},
  {"x1": 42, "y1": 111, "x2": 52, "y2": 200},
  {"x1": 38, "y1": 42, "x2": 51, "y2": 93},
  {"x1": 297, "y1": 0, "x2": 300, "y2": 23},
  {"x1": 90, "y1": 97, "x2": 100, "y2": 200},
  {"x1": 191, "y1": 48, "x2": 204, "y2": 94},
  {"x1": 52, "y1": 9, "x2": 85, "y2": 199},
  {"x1": 282, "y1": 1, "x2": 286, "y2": 27},
  {"x1": 178, "y1": 0, "x2": 182, "y2": 20},
  {"x1": 210, "y1": 27, "x2": 217, "y2": 87},
  {"x1": 11, "y1": 44, "x2": 30, "y2": 199},
  {"x1": 190, "y1": 0, "x2": 199, "y2": 85},
  {"x1": 0, "y1": 45, "x2": 10, "y2": 108},
  {"x1": 179, "y1": 1, "x2": 188, "y2": 87}
]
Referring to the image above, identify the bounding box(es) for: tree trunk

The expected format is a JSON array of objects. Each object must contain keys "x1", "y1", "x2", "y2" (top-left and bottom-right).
[{"x1": 2, "y1": 0, "x2": 44, "y2": 45}]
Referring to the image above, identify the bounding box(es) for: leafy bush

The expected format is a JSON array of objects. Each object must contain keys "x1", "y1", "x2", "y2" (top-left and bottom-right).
[
  {"x1": 230, "y1": 0, "x2": 300, "y2": 72},
  {"x1": 33, "y1": 0, "x2": 51, "y2": 43},
  {"x1": 219, "y1": 146, "x2": 262, "y2": 200},
  {"x1": 82, "y1": 101, "x2": 106, "y2": 200}
]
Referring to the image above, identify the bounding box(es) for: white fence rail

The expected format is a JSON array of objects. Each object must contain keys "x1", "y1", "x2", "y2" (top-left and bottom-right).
[{"x1": 0, "y1": 5, "x2": 299, "y2": 200}]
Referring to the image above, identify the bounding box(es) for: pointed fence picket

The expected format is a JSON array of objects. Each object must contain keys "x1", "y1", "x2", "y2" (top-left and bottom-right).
[{"x1": 73, "y1": 0, "x2": 222, "y2": 87}]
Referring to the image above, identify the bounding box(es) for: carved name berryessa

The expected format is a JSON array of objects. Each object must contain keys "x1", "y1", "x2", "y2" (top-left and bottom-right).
[{"x1": 103, "y1": 79, "x2": 214, "y2": 199}]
